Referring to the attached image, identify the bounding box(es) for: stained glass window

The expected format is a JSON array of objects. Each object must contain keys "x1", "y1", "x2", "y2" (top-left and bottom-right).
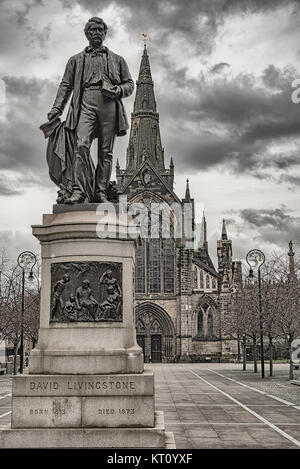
[
  {"x1": 212, "y1": 278, "x2": 217, "y2": 289},
  {"x1": 200, "y1": 270, "x2": 204, "y2": 289},
  {"x1": 193, "y1": 267, "x2": 198, "y2": 289},
  {"x1": 207, "y1": 310, "x2": 214, "y2": 336},
  {"x1": 198, "y1": 310, "x2": 204, "y2": 336},
  {"x1": 206, "y1": 275, "x2": 210, "y2": 289},
  {"x1": 163, "y1": 238, "x2": 175, "y2": 293},
  {"x1": 135, "y1": 242, "x2": 145, "y2": 293},
  {"x1": 148, "y1": 239, "x2": 161, "y2": 293}
]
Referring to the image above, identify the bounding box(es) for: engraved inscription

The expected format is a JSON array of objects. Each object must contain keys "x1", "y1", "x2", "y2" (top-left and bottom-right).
[
  {"x1": 30, "y1": 381, "x2": 58, "y2": 391},
  {"x1": 50, "y1": 261, "x2": 123, "y2": 323},
  {"x1": 27, "y1": 379, "x2": 136, "y2": 393},
  {"x1": 30, "y1": 409, "x2": 49, "y2": 415},
  {"x1": 67, "y1": 380, "x2": 136, "y2": 391},
  {"x1": 98, "y1": 408, "x2": 135, "y2": 415}
]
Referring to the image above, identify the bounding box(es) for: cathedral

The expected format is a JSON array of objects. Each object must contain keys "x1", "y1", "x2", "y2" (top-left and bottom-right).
[{"x1": 116, "y1": 44, "x2": 242, "y2": 362}]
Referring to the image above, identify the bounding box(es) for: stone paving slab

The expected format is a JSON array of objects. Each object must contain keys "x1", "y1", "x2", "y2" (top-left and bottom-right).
[
  {"x1": 147, "y1": 363, "x2": 300, "y2": 449},
  {"x1": 1, "y1": 364, "x2": 300, "y2": 449}
]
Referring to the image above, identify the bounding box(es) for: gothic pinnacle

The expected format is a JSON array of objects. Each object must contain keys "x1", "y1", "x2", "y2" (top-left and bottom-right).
[
  {"x1": 221, "y1": 218, "x2": 228, "y2": 240},
  {"x1": 185, "y1": 178, "x2": 191, "y2": 200}
]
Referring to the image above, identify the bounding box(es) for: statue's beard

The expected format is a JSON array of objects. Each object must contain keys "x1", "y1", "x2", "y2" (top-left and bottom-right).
[{"x1": 90, "y1": 36, "x2": 103, "y2": 47}]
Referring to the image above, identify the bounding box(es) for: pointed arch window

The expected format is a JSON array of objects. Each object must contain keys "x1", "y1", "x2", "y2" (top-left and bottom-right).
[
  {"x1": 163, "y1": 238, "x2": 175, "y2": 293},
  {"x1": 206, "y1": 275, "x2": 210, "y2": 289},
  {"x1": 197, "y1": 310, "x2": 204, "y2": 336},
  {"x1": 199, "y1": 271, "x2": 204, "y2": 289},
  {"x1": 207, "y1": 310, "x2": 214, "y2": 336},
  {"x1": 193, "y1": 267, "x2": 198, "y2": 289},
  {"x1": 133, "y1": 198, "x2": 175, "y2": 295},
  {"x1": 212, "y1": 278, "x2": 217, "y2": 289},
  {"x1": 148, "y1": 238, "x2": 160, "y2": 293},
  {"x1": 135, "y1": 244, "x2": 145, "y2": 293}
]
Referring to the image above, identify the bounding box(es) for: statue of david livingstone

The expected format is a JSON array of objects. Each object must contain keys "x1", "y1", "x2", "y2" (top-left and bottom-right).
[{"x1": 43, "y1": 17, "x2": 134, "y2": 204}]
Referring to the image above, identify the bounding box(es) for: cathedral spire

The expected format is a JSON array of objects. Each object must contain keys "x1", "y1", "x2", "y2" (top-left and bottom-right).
[
  {"x1": 221, "y1": 219, "x2": 228, "y2": 240},
  {"x1": 124, "y1": 42, "x2": 165, "y2": 172},
  {"x1": 133, "y1": 41, "x2": 156, "y2": 112}
]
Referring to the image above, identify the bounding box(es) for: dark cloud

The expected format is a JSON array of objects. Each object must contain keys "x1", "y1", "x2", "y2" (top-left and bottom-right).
[
  {"x1": 0, "y1": 175, "x2": 24, "y2": 196},
  {"x1": 240, "y1": 207, "x2": 293, "y2": 230},
  {"x1": 14, "y1": 0, "x2": 45, "y2": 27},
  {"x1": 152, "y1": 62, "x2": 300, "y2": 182},
  {"x1": 262, "y1": 64, "x2": 296, "y2": 90},
  {"x1": 210, "y1": 63, "x2": 230, "y2": 74},
  {"x1": 0, "y1": 76, "x2": 57, "y2": 187},
  {"x1": 0, "y1": 1, "x2": 51, "y2": 59},
  {"x1": 59, "y1": 0, "x2": 300, "y2": 54},
  {"x1": 0, "y1": 0, "x2": 299, "y2": 198},
  {"x1": 237, "y1": 206, "x2": 300, "y2": 245},
  {"x1": 279, "y1": 174, "x2": 300, "y2": 188}
]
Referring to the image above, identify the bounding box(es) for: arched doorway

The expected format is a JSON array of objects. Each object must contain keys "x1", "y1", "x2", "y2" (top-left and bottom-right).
[{"x1": 136, "y1": 303, "x2": 176, "y2": 362}]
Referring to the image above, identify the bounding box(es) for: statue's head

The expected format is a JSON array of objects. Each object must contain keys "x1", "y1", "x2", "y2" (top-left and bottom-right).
[
  {"x1": 63, "y1": 274, "x2": 70, "y2": 283},
  {"x1": 106, "y1": 269, "x2": 113, "y2": 278},
  {"x1": 82, "y1": 279, "x2": 90, "y2": 288},
  {"x1": 84, "y1": 17, "x2": 108, "y2": 47}
]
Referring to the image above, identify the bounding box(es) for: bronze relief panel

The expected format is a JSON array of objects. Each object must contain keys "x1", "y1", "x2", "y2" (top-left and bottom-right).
[{"x1": 50, "y1": 261, "x2": 122, "y2": 323}]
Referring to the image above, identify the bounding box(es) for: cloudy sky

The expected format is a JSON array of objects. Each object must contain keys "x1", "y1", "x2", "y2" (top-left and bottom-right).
[{"x1": 0, "y1": 0, "x2": 300, "y2": 266}]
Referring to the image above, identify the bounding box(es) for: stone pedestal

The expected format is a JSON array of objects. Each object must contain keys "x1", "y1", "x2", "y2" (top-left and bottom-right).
[{"x1": 1, "y1": 206, "x2": 175, "y2": 448}]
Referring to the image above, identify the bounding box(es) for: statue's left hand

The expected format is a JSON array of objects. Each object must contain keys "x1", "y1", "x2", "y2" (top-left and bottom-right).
[{"x1": 47, "y1": 107, "x2": 62, "y2": 121}]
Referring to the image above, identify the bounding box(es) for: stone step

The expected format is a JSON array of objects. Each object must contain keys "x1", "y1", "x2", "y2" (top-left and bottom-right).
[{"x1": 0, "y1": 411, "x2": 169, "y2": 448}]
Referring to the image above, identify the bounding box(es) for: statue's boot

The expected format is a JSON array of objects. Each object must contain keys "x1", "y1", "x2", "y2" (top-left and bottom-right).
[{"x1": 64, "y1": 193, "x2": 86, "y2": 204}]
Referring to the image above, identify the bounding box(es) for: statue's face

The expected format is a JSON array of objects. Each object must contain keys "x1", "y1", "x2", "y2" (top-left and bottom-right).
[{"x1": 87, "y1": 23, "x2": 106, "y2": 47}]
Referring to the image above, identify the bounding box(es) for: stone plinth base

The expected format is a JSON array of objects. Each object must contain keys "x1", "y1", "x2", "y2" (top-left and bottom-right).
[
  {"x1": 1, "y1": 412, "x2": 174, "y2": 448},
  {"x1": 12, "y1": 372, "x2": 154, "y2": 428},
  {"x1": 291, "y1": 379, "x2": 300, "y2": 386},
  {"x1": 30, "y1": 347, "x2": 143, "y2": 375}
]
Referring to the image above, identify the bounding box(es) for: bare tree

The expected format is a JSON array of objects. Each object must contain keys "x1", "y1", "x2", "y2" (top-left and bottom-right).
[
  {"x1": 0, "y1": 255, "x2": 40, "y2": 374},
  {"x1": 225, "y1": 283, "x2": 260, "y2": 373}
]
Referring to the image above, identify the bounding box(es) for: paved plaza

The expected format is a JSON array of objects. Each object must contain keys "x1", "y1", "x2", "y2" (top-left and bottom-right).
[{"x1": 1, "y1": 363, "x2": 300, "y2": 449}]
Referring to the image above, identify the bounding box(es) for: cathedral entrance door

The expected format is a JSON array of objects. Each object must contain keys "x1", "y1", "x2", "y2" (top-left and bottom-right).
[{"x1": 151, "y1": 335, "x2": 162, "y2": 362}]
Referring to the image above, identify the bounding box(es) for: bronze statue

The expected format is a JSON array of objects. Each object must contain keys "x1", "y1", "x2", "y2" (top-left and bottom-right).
[
  {"x1": 51, "y1": 274, "x2": 70, "y2": 319},
  {"x1": 75, "y1": 279, "x2": 99, "y2": 320},
  {"x1": 43, "y1": 17, "x2": 134, "y2": 204}
]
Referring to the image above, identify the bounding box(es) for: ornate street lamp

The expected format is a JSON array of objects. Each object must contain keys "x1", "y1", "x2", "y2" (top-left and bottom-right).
[
  {"x1": 17, "y1": 251, "x2": 37, "y2": 374},
  {"x1": 246, "y1": 249, "x2": 265, "y2": 378}
]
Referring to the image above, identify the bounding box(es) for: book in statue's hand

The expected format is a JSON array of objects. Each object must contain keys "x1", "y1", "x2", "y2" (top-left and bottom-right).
[{"x1": 101, "y1": 80, "x2": 117, "y2": 99}]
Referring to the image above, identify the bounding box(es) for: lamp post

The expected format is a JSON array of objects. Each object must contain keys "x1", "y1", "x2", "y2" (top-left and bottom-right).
[
  {"x1": 246, "y1": 249, "x2": 265, "y2": 379},
  {"x1": 17, "y1": 251, "x2": 36, "y2": 374}
]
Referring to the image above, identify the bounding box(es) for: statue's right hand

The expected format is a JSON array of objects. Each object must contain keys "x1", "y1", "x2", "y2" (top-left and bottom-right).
[{"x1": 47, "y1": 108, "x2": 61, "y2": 121}]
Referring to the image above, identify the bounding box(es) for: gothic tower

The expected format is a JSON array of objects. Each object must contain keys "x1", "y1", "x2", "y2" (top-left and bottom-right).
[{"x1": 116, "y1": 43, "x2": 175, "y2": 199}]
